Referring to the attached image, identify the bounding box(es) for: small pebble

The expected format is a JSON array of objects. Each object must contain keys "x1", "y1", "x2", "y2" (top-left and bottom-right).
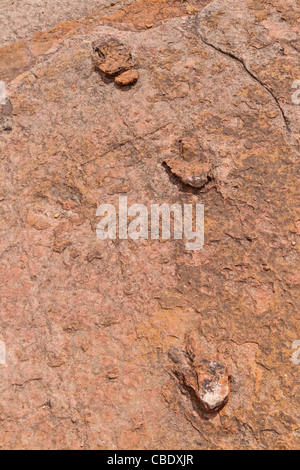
[{"x1": 115, "y1": 69, "x2": 139, "y2": 86}]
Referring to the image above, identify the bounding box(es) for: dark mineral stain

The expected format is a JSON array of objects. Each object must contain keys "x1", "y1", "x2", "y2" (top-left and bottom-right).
[{"x1": 0, "y1": 99, "x2": 13, "y2": 133}]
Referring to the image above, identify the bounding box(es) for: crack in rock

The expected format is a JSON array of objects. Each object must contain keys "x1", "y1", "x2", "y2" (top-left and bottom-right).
[{"x1": 198, "y1": 36, "x2": 291, "y2": 132}]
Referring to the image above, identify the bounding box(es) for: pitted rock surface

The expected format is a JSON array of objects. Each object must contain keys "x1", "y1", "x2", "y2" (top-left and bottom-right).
[
  {"x1": 0, "y1": 0, "x2": 136, "y2": 45},
  {"x1": 115, "y1": 69, "x2": 140, "y2": 86},
  {"x1": 0, "y1": 0, "x2": 299, "y2": 451},
  {"x1": 0, "y1": 99, "x2": 13, "y2": 133},
  {"x1": 93, "y1": 39, "x2": 136, "y2": 77},
  {"x1": 169, "y1": 333, "x2": 230, "y2": 416},
  {"x1": 163, "y1": 138, "x2": 213, "y2": 189}
]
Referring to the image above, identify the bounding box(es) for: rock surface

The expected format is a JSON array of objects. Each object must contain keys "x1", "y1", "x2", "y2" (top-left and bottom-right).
[
  {"x1": 93, "y1": 38, "x2": 135, "y2": 76},
  {"x1": 169, "y1": 333, "x2": 230, "y2": 415},
  {"x1": 0, "y1": 0, "x2": 299, "y2": 450},
  {"x1": 164, "y1": 138, "x2": 213, "y2": 189},
  {"x1": 115, "y1": 69, "x2": 139, "y2": 86},
  {"x1": 0, "y1": 0, "x2": 135, "y2": 45}
]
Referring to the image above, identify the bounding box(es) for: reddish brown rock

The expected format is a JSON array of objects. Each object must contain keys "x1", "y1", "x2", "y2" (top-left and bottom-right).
[
  {"x1": 0, "y1": 0, "x2": 135, "y2": 45},
  {"x1": 53, "y1": 239, "x2": 72, "y2": 253},
  {"x1": 26, "y1": 212, "x2": 51, "y2": 231},
  {"x1": 0, "y1": 41, "x2": 31, "y2": 82},
  {"x1": 0, "y1": 0, "x2": 213, "y2": 86},
  {"x1": 164, "y1": 138, "x2": 213, "y2": 189},
  {"x1": 93, "y1": 38, "x2": 135, "y2": 76},
  {"x1": 0, "y1": 0, "x2": 299, "y2": 452},
  {"x1": 115, "y1": 69, "x2": 139, "y2": 86},
  {"x1": 105, "y1": 0, "x2": 213, "y2": 30},
  {"x1": 169, "y1": 334, "x2": 230, "y2": 415},
  {"x1": 0, "y1": 100, "x2": 13, "y2": 133}
]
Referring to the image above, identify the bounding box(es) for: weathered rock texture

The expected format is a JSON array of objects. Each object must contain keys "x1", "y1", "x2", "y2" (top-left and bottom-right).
[
  {"x1": 0, "y1": 0, "x2": 135, "y2": 45},
  {"x1": 0, "y1": 0, "x2": 210, "y2": 83},
  {"x1": 169, "y1": 333, "x2": 231, "y2": 416},
  {"x1": 0, "y1": 0, "x2": 299, "y2": 450}
]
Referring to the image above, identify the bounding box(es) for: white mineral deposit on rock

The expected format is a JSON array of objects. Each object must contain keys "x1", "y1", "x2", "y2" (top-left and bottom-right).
[
  {"x1": 0, "y1": 81, "x2": 7, "y2": 105},
  {"x1": 0, "y1": 341, "x2": 6, "y2": 365}
]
